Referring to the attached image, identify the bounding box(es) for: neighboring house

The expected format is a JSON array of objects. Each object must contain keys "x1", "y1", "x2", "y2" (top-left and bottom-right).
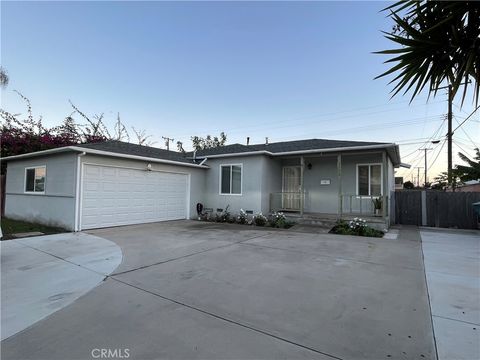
[
  {"x1": 452, "y1": 180, "x2": 480, "y2": 193},
  {"x1": 2, "y1": 138, "x2": 403, "y2": 231}
]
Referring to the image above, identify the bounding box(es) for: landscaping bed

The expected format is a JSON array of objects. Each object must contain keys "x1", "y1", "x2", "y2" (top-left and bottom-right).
[
  {"x1": 199, "y1": 207, "x2": 295, "y2": 229},
  {"x1": 329, "y1": 218, "x2": 384, "y2": 238},
  {"x1": 1, "y1": 217, "x2": 67, "y2": 240}
]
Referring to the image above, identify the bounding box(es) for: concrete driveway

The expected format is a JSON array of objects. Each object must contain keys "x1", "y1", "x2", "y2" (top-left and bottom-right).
[
  {"x1": 1, "y1": 233, "x2": 122, "y2": 341},
  {"x1": 2, "y1": 221, "x2": 436, "y2": 360},
  {"x1": 421, "y1": 228, "x2": 480, "y2": 360}
]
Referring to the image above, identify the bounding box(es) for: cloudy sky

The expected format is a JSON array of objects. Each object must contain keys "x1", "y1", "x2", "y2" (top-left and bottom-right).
[{"x1": 2, "y1": 1, "x2": 478, "y2": 184}]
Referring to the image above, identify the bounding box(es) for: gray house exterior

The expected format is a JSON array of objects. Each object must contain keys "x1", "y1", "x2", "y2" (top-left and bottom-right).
[{"x1": 2, "y1": 139, "x2": 403, "y2": 231}]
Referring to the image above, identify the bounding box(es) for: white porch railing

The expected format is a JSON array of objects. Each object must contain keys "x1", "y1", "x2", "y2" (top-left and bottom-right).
[
  {"x1": 340, "y1": 195, "x2": 388, "y2": 217},
  {"x1": 269, "y1": 192, "x2": 388, "y2": 217},
  {"x1": 270, "y1": 192, "x2": 305, "y2": 212}
]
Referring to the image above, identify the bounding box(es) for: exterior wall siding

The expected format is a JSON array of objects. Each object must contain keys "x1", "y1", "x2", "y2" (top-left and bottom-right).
[
  {"x1": 4, "y1": 148, "x2": 396, "y2": 230},
  {"x1": 261, "y1": 156, "x2": 282, "y2": 214},
  {"x1": 202, "y1": 155, "x2": 267, "y2": 215},
  {"x1": 201, "y1": 151, "x2": 388, "y2": 216},
  {"x1": 5, "y1": 153, "x2": 78, "y2": 230},
  {"x1": 80, "y1": 154, "x2": 206, "y2": 220}
]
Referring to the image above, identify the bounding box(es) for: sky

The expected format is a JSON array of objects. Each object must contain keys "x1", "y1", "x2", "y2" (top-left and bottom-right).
[{"x1": 1, "y1": 1, "x2": 479, "y2": 184}]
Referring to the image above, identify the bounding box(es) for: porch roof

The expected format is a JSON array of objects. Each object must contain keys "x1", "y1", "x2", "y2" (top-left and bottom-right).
[{"x1": 191, "y1": 138, "x2": 401, "y2": 166}]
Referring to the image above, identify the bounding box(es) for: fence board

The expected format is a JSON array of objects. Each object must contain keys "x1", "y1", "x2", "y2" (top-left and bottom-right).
[
  {"x1": 395, "y1": 190, "x2": 421, "y2": 225},
  {"x1": 426, "y1": 191, "x2": 480, "y2": 229},
  {"x1": 396, "y1": 190, "x2": 480, "y2": 229}
]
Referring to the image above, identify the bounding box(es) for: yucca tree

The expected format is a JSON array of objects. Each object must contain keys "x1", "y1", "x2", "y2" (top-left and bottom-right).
[
  {"x1": 455, "y1": 148, "x2": 480, "y2": 182},
  {"x1": 0, "y1": 67, "x2": 8, "y2": 88},
  {"x1": 375, "y1": 1, "x2": 480, "y2": 105}
]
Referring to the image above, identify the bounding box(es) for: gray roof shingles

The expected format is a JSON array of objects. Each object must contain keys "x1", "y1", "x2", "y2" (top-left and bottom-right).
[
  {"x1": 76, "y1": 141, "x2": 194, "y2": 164},
  {"x1": 74, "y1": 138, "x2": 393, "y2": 164},
  {"x1": 191, "y1": 138, "x2": 390, "y2": 157}
]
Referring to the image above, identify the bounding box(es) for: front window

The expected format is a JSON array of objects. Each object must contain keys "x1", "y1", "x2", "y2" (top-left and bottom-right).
[
  {"x1": 25, "y1": 166, "x2": 46, "y2": 193},
  {"x1": 220, "y1": 164, "x2": 242, "y2": 195},
  {"x1": 357, "y1": 164, "x2": 381, "y2": 196}
]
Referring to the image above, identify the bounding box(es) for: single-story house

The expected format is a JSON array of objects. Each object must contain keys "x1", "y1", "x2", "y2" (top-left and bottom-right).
[{"x1": 2, "y1": 138, "x2": 404, "y2": 231}]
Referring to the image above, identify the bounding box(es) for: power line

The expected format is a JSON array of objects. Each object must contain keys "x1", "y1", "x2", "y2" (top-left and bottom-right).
[
  {"x1": 454, "y1": 138, "x2": 477, "y2": 149},
  {"x1": 427, "y1": 140, "x2": 446, "y2": 172},
  {"x1": 400, "y1": 118, "x2": 446, "y2": 159},
  {"x1": 275, "y1": 115, "x2": 444, "y2": 142},
  {"x1": 453, "y1": 103, "x2": 475, "y2": 117},
  {"x1": 453, "y1": 139, "x2": 472, "y2": 154},
  {"x1": 404, "y1": 139, "x2": 444, "y2": 179},
  {"x1": 419, "y1": 148, "x2": 434, "y2": 185},
  {"x1": 453, "y1": 105, "x2": 480, "y2": 132},
  {"x1": 454, "y1": 116, "x2": 478, "y2": 149},
  {"x1": 168, "y1": 101, "x2": 444, "y2": 139}
]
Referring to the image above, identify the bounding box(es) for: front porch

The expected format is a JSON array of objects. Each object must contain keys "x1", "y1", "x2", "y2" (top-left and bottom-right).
[
  {"x1": 267, "y1": 150, "x2": 392, "y2": 229},
  {"x1": 270, "y1": 193, "x2": 389, "y2": 217}
]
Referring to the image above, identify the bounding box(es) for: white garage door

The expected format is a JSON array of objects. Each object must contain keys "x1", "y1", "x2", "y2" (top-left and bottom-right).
[{"x1": 81, "y1": 164, "x2": 188, "y2": 230}]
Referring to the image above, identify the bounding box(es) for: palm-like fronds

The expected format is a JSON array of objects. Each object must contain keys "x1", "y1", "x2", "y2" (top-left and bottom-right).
[
  {"x1": 455, "y1": 148, "x2": 480, "y2": 181},
  {"x1": 375, "y1": 1, "x2": 480, "y2": 106},
  {"x1": 0, "y1": 67, "x2": 8, "y2": 88}
]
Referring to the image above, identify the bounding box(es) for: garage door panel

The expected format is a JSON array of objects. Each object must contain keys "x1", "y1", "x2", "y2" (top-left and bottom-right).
[{"x1": 81, "y1": 165, "x2": 188, "y2": 230}]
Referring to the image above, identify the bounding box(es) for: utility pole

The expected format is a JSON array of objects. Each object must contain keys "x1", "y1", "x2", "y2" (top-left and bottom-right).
[
  {"x1": 162, "y1": 136, "x2": 174, "y2": 151},
  {"x1": 447, "y1": 85, "x2": 453, "y2": 187},
  {"x1": 438, "y1": 81, "x2": 470, "y2": 189},
  {"x1": 415, "y1": 167, "x2": 424, "y2": 188},
  {"x1": 419, "y1": 148, "x2": 433, "y2": 187}
]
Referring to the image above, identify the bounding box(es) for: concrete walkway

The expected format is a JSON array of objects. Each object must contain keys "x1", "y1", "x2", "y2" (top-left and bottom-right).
[
  {"x1": 1, "y1": 232, "x2": 122, "y2": 341},
  {"x1": 420, "y1": 228, "x2": 480, "y2": 360}
]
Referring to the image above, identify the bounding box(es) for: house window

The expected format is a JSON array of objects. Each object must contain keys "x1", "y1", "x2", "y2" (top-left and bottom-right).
[
  {"x1": 357, "y1": 164, "x2": 382, "y2": 196},
  {"x1": 25, "y1": 166, "x2": 46, "y2": 193},
  {"x1": 220, "y1": 164, "x2": 242, "y2": 195}
]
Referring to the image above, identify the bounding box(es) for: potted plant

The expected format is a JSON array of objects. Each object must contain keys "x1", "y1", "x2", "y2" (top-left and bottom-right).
[{"x1": 372, "y1": 197, "x2": 382, "y2": 216}]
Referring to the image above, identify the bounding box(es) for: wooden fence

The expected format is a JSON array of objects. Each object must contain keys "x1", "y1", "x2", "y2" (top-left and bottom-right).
[{"x1": 395, "y1": 190, "x2": 480, "y2": 229}]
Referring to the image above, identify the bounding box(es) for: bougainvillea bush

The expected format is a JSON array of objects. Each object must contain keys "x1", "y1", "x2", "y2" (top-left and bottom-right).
[
  {"x1": 1, "y1": 92, "x2": 106, "y2": 168},
  {"x1": 0, "y1": 91, "x2": 149, "y2": 174}
]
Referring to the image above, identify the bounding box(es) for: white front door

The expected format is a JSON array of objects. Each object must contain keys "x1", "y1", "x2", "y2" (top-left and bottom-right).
[
  {"x1": 282, "y1": 166, "x2": 301, "y2": 210},
  {"x1": 81, "y1": 164, "x2": 188, "y2": 230}
]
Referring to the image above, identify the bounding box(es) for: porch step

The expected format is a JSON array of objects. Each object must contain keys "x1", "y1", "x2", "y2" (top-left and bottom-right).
[
  {"x1": 287, "y1": 215, "x2": 338, "y2": 228},
  {"x1": 284, "y1": 213, "x2": 388, "y2": 231},
  {"x1": 289, "y1": 224, "x2": 331, "y2": 234}
]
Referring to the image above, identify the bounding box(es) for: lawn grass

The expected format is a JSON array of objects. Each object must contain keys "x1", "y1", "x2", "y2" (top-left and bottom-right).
[{"x1": 1, "y1": 217, "x2": 67, "y2": 240}]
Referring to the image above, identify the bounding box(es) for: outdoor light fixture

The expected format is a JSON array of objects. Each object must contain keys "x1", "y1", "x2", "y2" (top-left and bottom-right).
[
  {"x1": 146, "y1": 163, "x2": 152, "y2": 171},
  {"x1": 307, "y1": 163, "x2": 313, "y2": 170}
]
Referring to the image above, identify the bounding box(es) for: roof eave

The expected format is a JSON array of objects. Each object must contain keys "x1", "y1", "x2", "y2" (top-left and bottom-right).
[
  {"x1": 1, "y1": 146, "x2": 79, "y2": 161},
  {"x1": 69, "y1": 147, "x2": 209, "y2": 169},
  {"x1": 2, "y1": 146, "x2": 209, "y2": 169},
  {"x1": 192, "y1": 143, "x2": 399, "y2": 160}
]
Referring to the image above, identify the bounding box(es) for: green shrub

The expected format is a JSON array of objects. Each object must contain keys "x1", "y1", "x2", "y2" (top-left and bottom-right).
[
  {"x1": 330, "y1": 218, "x2": 383, "y2": 238},
  {"x1": 237, "y1": 209, "x2": 248, "y2": 224},
  {"x1": 269, "y1": 211, "x2": 285, "y2": 228},
  {"x1": 215, "y1": 205, "x2": 231, "y2": 223},
  {"x1": 254, "y1": 213, "x2": 268, "y2": 226}
]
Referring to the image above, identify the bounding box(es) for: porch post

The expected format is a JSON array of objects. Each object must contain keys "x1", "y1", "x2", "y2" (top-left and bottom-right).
[
  {"x1": 300, "y1": 156, "x2": 305, "y2": 216},
  {"x1": 382, "y1": 151, "x2": 388, "y2": 220},
  {"x1": 337, "y1": 154, "x2": 342, "y2": 219}
]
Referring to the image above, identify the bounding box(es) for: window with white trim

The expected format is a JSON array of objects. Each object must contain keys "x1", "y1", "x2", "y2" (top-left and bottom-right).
[
  {"x1": 25, "y1": 166, "x2": 46, "y2": 193},
  {"x1": 357, "y1": 164, "x2": 382, "y2": 196},
  {"x1": 220, "y1": 164, "x2": 242, "y2": 195}
]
